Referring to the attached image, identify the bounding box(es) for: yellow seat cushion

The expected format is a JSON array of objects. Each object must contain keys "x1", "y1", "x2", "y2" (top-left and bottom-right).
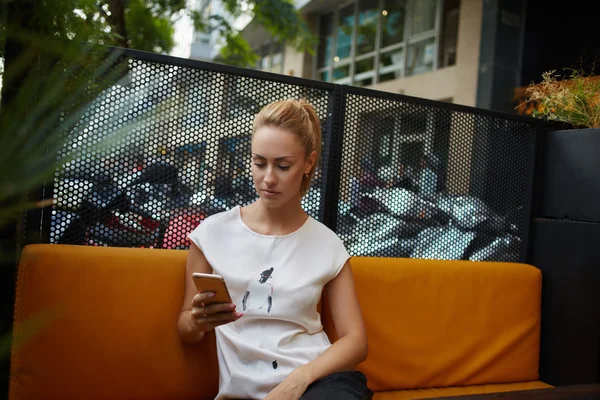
[
  {"x1": 324, "y1": 257, "x2": 542, "y2": 391},
  {"x1": 10, "y1": 244, "x2": 218, "y2": 400},
  {"x1": 373, "y1": 381, "x2": 553, "y2": 399}
]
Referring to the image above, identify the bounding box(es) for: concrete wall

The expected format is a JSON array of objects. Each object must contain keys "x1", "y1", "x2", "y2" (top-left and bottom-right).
[
  {"x1": 282, "y1": 14, "x2": 318, "y2": 79},
  {"x1": 452, "y1": 0, "x2": 483, "y2": 107}
]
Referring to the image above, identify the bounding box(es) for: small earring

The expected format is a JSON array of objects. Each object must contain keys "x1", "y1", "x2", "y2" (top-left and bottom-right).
[{"x1": 304, "y1": 172, "x2": 309, "y2": 178}]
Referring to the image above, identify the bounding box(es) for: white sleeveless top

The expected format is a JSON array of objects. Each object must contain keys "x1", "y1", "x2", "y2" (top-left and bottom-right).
[{"x1": 188, "y1": 206, "x2": 350, "y2": 399}]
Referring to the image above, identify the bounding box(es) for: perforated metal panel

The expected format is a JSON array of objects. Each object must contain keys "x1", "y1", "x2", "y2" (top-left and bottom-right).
[
  {"x1": 50, "y1": 55, "x2": 333, "y2": 249},
  {"x1": 335, "y1": 90, "x2": 534, "y2": 262},
  {"x1": 40, "y1": 49, "x2": 537, "y2": 262}
]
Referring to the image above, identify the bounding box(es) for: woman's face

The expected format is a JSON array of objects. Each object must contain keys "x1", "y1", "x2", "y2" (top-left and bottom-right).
[{"x1": 251, "y1": 125, "x2": 315, "y2": 208}]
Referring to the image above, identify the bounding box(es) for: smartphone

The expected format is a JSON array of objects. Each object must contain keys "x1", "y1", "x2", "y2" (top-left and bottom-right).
[{"x1": 192, "y1": 273, "x2": 233, "y2": 305}]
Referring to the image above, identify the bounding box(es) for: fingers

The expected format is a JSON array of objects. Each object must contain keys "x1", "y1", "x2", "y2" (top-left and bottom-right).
[
  {"x1": 191, "y1": 303, "x2": 239, "y2": 319},
  {"x1": 192, "y1": 292, "x2": 215, "y2": 306},
  {"x1": 205, "y1": 302, "x2": 237, "y2": 315},
  {"x1": 190, "y1": 293, "x2": 243, "y2": 332},
  {"x1": 211, "y1": 313, "x2": 243, "y2": 328},
  {"x1": 191, "y1": 309, "x2": 243, "y2": 329},
  {"x1": 210, "y1": 311, "x2": 243, "y2": 323}
]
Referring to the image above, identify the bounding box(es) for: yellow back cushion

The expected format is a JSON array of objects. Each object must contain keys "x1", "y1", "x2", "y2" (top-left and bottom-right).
[
  {"x1": 322, "y1": 256, "x2": 542, "y2": 391},
  {"x1": 10, "y1": 244, "x2": 217, "y2": 400}
]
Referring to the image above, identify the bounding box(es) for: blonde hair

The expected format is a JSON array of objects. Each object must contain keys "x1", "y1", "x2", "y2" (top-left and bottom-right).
[{"x1": 252, "y1": 98, "x2": 322, "y2": 196}]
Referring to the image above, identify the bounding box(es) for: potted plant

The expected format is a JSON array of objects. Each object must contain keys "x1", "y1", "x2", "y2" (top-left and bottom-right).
[
  {"x1": 517, "y1": 67, "x2": 600, "y2": 223},
  {"x1": 517, "y1": 67, "x2": 600, "y2": 129},
  {"x1": 516, "y1": 66, "x2": 600, "y2": 386}
]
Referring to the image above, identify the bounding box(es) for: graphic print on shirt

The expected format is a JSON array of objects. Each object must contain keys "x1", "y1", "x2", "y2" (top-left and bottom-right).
[{"x1": 242, "y1": 267, "x2": 274, "y2": 313}]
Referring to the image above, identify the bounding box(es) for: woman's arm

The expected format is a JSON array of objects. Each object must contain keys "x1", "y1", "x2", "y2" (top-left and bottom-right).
[
  {"x1": 177, "y1": 242, "x2": 241, "y2": 344},
  {"x1": 297, "y1": 260, "x2": 368, "y2": 382},
  {"x1": 267, "y1": 259, "x2": 368, "y2": 400},
  {"x1": 266, "y1": 260, "x2": 367, "y2": 399},
  {"x1": 177, "y1": 243, "x2": 212, "y2": 344}
]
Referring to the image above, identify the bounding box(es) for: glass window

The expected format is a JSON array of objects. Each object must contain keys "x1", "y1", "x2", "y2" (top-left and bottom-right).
[
  {"x1": 315, "y1": 0, "x2": 445, "y2": 85},
  {"x1": 354, "y1": 56, "x2": 375, "y2": 86},
  {"x1": 378, "y1": 48, "x2": 404, "y2": 82},
  {"x1": 255, "y1": 53, "x2": 262, "y2": 70},
  {"x1": 260, "y1": 56, "x2": 271, "y2": 70},
  {"x1": 439, "y1": 0, "x2": 459, "y2": 68},
  {"x1": 381, "y1": 0, "x2": 406, "y2": 48},
  {"x1": 356, "y1": 0, "x2": 378, "y2": 56},
  {"x1": 355, "y1": 57, "x2": 374, "y2": 75},
  {"x1": 317, "y1": 13, "x2": 334, "y2": 68},
  {"x1": 260, "y1": 44, "x2": 271, "y2": 70},
  {"x1": 318, "y1": 70, "x2": 330, "y2": 81},
  {"x1": 410, "y1": 0, "x2": 437, "y2": 36},
  {"x1": 333, "y1": 64, "x2": 351, "y2": 81},
  {"x1": 271, "y1": 53, "x2": 282, "y2": 73},
  {"x1": 335, "y1": 5, "x2": 354, "y2": 62},
  {"x1": 354, "y1": 74, "x2": 374, "y2": 86},
  {"x1": 256, "y1": 42, "x2": 284, "y2": 73},
  {"x1": 406, "y1": 38, "x2": 435, "y2": 76},
  {"x1": 271, "y1": 42, "x2": 283, "y2": 73}
]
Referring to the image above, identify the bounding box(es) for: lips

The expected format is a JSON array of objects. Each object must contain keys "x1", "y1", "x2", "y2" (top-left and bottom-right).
[{"x1": 262, "y1": 189, "x2": 280, "y2": 197}]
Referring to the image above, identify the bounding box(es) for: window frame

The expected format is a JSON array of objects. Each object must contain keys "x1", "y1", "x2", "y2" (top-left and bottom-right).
[
  {"x1": 314, "y1": 0, "x2": 446, "y2": 86},
  {"x1": 255, "y1": 40, "x2": 286, "y2": 74}
]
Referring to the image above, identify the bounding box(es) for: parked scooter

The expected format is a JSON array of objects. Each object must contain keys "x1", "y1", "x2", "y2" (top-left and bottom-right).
[
  {"x1": 466, "y1": 205, "x2": 522, "y2": 262},
  {"x1": 411, "y1": 195, "x2": 521, "y2": 261},
  {"x1": 338, "y1": 188, "x2": 521, "y2": 262},
  {"x1": 56, "y1": 162, "x2": 191, "y2": 248},
  {"x1": 340, "y1": 187, "x2": 442, "y2": 257}
]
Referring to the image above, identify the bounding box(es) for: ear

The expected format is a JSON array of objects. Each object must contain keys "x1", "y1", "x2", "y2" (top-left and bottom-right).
[{"x1": 305, "y1": 151, "x2": 317, "y2": 174}]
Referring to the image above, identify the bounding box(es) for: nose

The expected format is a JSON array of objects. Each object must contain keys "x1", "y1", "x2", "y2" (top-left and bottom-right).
[{"x1": 263, "y1": 166, "x2": 277, "y2": 186}]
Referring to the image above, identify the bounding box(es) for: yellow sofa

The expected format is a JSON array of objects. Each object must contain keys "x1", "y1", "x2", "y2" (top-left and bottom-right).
[{"x1": 9, "y1": 244, "x2": 551, "y2": 399}]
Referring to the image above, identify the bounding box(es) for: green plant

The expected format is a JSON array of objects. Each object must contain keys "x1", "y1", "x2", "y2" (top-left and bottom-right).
[
  {"x1": 518, "y1": 67, "x2": 600, "y2": 129},
  {"x1": 0, "y1": 36, "x2": 129, "y2": 366},
  {"x1": 0, "y1": 4, "x2": 152, "y2": 362}
]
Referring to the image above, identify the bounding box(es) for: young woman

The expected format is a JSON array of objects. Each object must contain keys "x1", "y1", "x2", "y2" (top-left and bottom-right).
[{"x1": 177, "y1": 99, "x2": 372, "y2": 400}]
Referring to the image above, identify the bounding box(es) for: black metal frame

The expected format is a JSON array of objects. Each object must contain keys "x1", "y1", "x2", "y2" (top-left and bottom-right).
[
  {"x1": 522, "y1": 120, "x2": 547, "y2": 263},
  {"x1": 114, "y1": 46, "x2": 337, "y2": 92},
  {"x1": 331, "y1": 84, "x2": 541, "y2": 124},
  {"x1": 322, "y1": 86, "x2": 347, "y2": 231}
]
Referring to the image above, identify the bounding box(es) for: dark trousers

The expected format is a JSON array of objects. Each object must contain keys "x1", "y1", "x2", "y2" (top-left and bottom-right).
[{"x1": 300, "y1": 371, "x2": 373, "y2": 400}]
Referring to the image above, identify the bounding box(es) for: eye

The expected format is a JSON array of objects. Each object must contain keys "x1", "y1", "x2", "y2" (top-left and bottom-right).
[
  {"x1": 278, "y1": 165, "x2": 290, "y2": 170},
  {"x1": 253, "y1": 163, "x2": 266, "y2": 168}
]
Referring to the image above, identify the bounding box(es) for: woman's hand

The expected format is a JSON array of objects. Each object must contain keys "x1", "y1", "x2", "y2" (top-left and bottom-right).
[
  {"x1": 265, "y1": 368, "x2": 311, "y2": 400},
  {"x1": 189, "y1": 291, "x2": 243, "y2": 333}
]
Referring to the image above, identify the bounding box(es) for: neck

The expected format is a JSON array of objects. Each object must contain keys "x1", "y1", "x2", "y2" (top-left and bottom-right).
[{"x1": 254, "y1": 195, "x2": 307, "y2": 230}]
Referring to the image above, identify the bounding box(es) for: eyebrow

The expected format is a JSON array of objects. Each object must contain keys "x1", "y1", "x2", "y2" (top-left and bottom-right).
[{"x1": 252, "y1": 154, "x2": 295, "y2": 161}]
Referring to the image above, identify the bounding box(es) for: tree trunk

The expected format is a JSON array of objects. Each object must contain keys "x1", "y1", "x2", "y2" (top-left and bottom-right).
[{"x1": 106, "y1": 0, "x2": 129, "y2": 48}]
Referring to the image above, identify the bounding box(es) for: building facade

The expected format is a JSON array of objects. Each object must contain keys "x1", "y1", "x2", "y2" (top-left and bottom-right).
[{"x1": 243, "y1": 0, "x2": 482, "y2": 108}]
